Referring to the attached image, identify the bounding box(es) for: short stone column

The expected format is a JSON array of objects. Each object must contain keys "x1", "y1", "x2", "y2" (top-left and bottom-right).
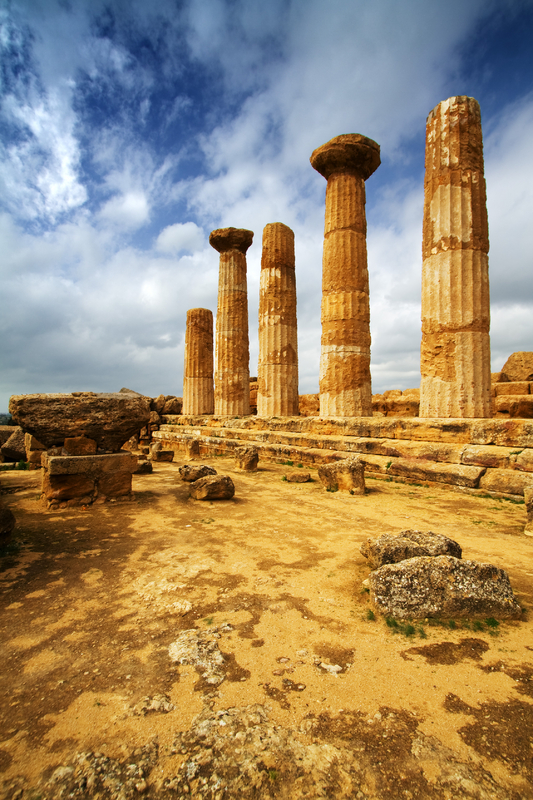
[
  {"x1": 182, "y1": 308, "x2": 214, "y2": 415},
  {"x1": 257, "y1": 222, "x2": 299, "y2": 416},
  {"x1": 420, "y1": 96, "x2": 491, "y2": 418},
  {"x1": 210, "y1": 227, "x2": 253, "y2": 416},
  {"x1": 310, "y1": 134, "x2": 380, "y2": 417}
]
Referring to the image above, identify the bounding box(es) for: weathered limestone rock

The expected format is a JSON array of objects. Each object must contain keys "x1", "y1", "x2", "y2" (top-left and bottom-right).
[
  {"x1": 183, "y1": 308, "x2": 214, "y2": 415},
  {"x1": 185, "y1": 438, "x2": 200, "y2": 460},
  {"x1": 235, "y1": 445, "x2": 259, "y2": 472},
  {"x1": 501, "y1": 352, "x2": 533, "y2": 382},
  {"x1": 493, "y1": 381, "x2": 530, "y2": 397},
  {"x1": 179, "y1": 464, "x2": 217, "y2": 482},
  {"x1": 524, "y1": 486, "x2": 533, "y2": 535},
  {"x1": 210, "y1": 227, "x2": 253, "y2": 416},
  {"x1": 162, "y1": 397, "x2": 183, "y2": 415},
  {"x1": 318, "y1": 455, "x2": 365, "y2": 494},
  {"x1": 478, "y1": 468, "x2": 533, "y2": 497},
  {"x1": 298, "y1": 394, "x2": 320, "y2": 417},
  {"x1": 311, "y1": 134, "x2": 380, "y2": 417},
  {"x1": 9, "y1": 392, "x2": 150, "y2": 452},
  {"x1": 63, "y1": 436, "x2": 97, "y2": 456},
  {"x1": 257, "y1": 223, "x2": 299, "y2": 417},
  {"x1": 369, "y1": 556, "x2": 521, "y2": 619},
  {"x1": 493, "y1": 396, "x2": 533, "y2": 419},
  {"x1": 360, "y1": 530, "x2": 462, "y2": 570},
  {"x1": 41, "y1": 451, "x2": 138, "y2": 507},
  {"x1": 0, "y1": 500, "x2": 16, "y2": 541},
  {"x1": 189, "y1": 474, "x2": 235, "y2": 500},
  {"x1": 372, "y1": 389, "x2": 420, "y2": 418},
  {"x1": 134, "y1": 460, "x2": 153, "y2": 475},
  {"x1": 420, "y1": 97, "x2": 491, "y2": 418},
  {"x1": 151, "y1": 450, "x2": 174, "y2": 463},
  {"x1": 285, "y1": 471, "x2": 311, "y2": 483},
  {"x1": 249, "y1": 376, "x2": 258, "y2": 415},
  {"x1": 1, "y1": 427, "x2": 26, "y2": 462}
]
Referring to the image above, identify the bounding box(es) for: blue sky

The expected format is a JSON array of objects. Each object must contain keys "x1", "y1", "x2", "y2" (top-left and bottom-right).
[{"x1": 1, "y1": 0, "x2": 532, "y2": 411}]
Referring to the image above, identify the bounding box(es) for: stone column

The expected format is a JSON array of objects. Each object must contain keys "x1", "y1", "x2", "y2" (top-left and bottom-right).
[
  {"x1": 311, "y1": 134, "x2": 380, "y2": 417},
  {"x1": 182, "y1": 308, "x2": 214, "y2": 415},
  {"x1": 210, "y1": 227, "x2": 253, "y2": 416},
  {"x1": 257, "y1": 222, "x2": 299, "y2": 417},
  {"x1": 420, "y1": 96, "x2": 491, "y2": 418}
]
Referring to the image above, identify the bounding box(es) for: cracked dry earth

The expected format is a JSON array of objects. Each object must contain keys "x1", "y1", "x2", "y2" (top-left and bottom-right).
[{"x1": 1, "y1": 457, "x2": 533, "y2": 799}]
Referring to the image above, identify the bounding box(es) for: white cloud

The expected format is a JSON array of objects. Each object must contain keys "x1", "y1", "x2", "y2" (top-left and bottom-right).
[
  {"x1": 98, "y1": 191, "x2": 150, "y2": 229},
  {"x1": 155, "y1": 222, "x2": 205, "y2": 254}
]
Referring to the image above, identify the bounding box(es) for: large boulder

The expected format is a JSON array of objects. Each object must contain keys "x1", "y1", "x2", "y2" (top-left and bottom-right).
[
  {"x1": 318, "y1": 456, "x2": 365, "y2": 495},
  {"x1": 162, "y1": 397, "x2": 182, "y2": 415},
  {"x1": 501, "y1": 352, "x2": 533, "y2": 382},
  {"x1": 189, "y1": 475, "x2": 235, "y2": 500},
  {"x1": 0, "y1": 427, "x2": 26, "y2": 462},
  {"x1": 179, "y1": 464, "x2": 217, "y2": 482},
  {"x1": 369, "y1": 555, "x2": 522, "y2": 619},
  {"x1": 9, "y1": 392, "x2": 150, "y2": 452},
  {"x1": 361, "y1": 530, "x2": 462, "y2": 569}
]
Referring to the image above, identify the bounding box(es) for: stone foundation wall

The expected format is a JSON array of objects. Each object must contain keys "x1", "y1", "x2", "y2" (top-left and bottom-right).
[{"x1": 154, "y1": 415, "x2": 533, "y2": 498}]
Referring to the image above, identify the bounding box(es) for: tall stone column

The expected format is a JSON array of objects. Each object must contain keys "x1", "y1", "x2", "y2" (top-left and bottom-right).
[
  {"x1": 210, "y1": 227, "x2": 253, "y2": 416},
  {"x1": 257, "y1": 222, "x2": 299, "y2": 417},
  {"x1": 310, "y1": 134, "x2": 380, "y2": 417},
  {"x1": 182, "y1": 308, "x2": 214, "y2": 415},
  {"x1": 420, "y1": 96, "x2": 491, "y2": 418}
]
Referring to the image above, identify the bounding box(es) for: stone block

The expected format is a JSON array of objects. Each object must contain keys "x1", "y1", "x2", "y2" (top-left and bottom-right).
[
  {"x1": 98, "y1": 472, "x2": 132, "y2": 498},
  {"x1": 42, "y1": 473, "x2": 95, "y2": 502},
  {"x1": 63, "y1": 436, "x2": 97, "y2": 456},
  {"x1": 514, "y1": 449, "x2": 533, "y2": 473},
  {"x1": 1, "y1": 427, "x2": 26, "y2": 462},
  {"x1": 179, "y1": 464, "x2": 217, "y2": 482},
  {"x1": 189, "y1": 475, "x2": 235, "y2": 500},
  {"x1": 479, "y1": 469, "x2": 533, "y2": 496},
  {"x1": 501, "y1": 352, "x2": 533, "y2": 382},
  {"x1": 285, "y1": 471, "x2": 311, "y2": 483},
  {"x1": 42, "y1": 452, "x2": 137, "y2": 477},
  {"x1": 318, "y1": 456, "x2": 365, "y2": 495},
  {"x1": 388, "y1": 458, "x2": 484, "y2": 488},
  {"x1": 461, "y1": 445, "x2": 512, "y2": 469},
  {"x1": 494, "y1": 382, "x2": 530, "y2": 396},
  {"x1": 152, "y1": 450, "x2": 174, "y2": 463},
  {"x1": 369, "y1": 556, "x2": 521, "y2": 619},
  {"x1": 494, "y1": 396, "x2": 533, "y2": 419},
  {"x1": 235, "y1": 446, "x2": 259, "y2": 472},
  {"x1": 24, "y1": 433, "x2": 46, "y2": 451},
  {"x1": 361, "y1": 530, "x2": 462, "y2": 569},
  {"x1": 9, "y1": 392, "x2": 150, "y2": 451}
]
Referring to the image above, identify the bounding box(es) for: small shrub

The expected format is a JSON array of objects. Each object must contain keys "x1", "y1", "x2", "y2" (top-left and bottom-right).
[
  {"x1": 473, "y1": 620, "x2": 484, "y2": 631},
  {"x1": 485, "y1": 617, "x2": 499, "y2": 628},
  {"x1": 297, "y1": 463, "x2": 303, "y2": 468},
  {"x1": 448, "y1": 619, "x2": 457, "y2": 630},
  {"x1": 366, "y1": 609, "x2": 375, "y2": 621},
  {"x1": 281, "y1": 476, "x2": 287, "y2": 481}
]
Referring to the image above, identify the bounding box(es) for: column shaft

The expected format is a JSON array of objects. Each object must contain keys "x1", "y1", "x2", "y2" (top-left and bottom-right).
[
  {"x1": 420, "y1": 96, "x2": 491, "y2": 418},
  {"x1": 182, "y1": 308, "x2": 214, "y2": 415},
  {"x1": 311, "y1": 134, "x2": 380, "y2": 417},
  {"x1": 257, "y1": 223, "x2": 299, "y2": 417}
]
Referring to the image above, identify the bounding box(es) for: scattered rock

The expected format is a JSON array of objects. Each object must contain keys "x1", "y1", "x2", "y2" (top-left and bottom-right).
[
  {"x1": 134, "y1": 461, "x2": 153, "y2": 475},
  {"x1": 369, "y1": 555, "x2": 522, "y2": 619},
  {"x1": 0, "y1": 427, "x2": 26, "y2": 462},
  {"x1": 318, "y1": 456, "x2": 365, "y2": 495},
  {"x1": 189, "y1": 475, "x2": 235, "y2": 500},
  {"x1": 150, "y1": 394, "x2": 166, "y2": 414},
  {"x1": 501, "y1": 352, "x2": 533, "y2": 382},
  {"x1": 179, "y1": 464, "x2": 217, "y2": 482},
  {"x1": 286, "y1": 471, "x2": 311, "y2": 483},
  {"x1": 9, "y1": 392, "x2": 150, "y2": 452},
  {"x1": 360, "y1": 530, "x2": 462, "y2": 569},
  {"x1": 235, "y1": 446, "x2": 259, "y2": 472},
  {"x1": 131, "y1": 694, "x2": 175, "y2": 716},
  {"x1": 0, "y1": 500, "x2": 15, "y2": 540},
  {"x1": 162, "y1": 397, "x2": 182, "y2": 415},
  {"x1": 151, "y1": 450, "x2": 174, "y2": 463},
  {"x1": 168, "y1": 626, "x2": 232, "y2": 684}
]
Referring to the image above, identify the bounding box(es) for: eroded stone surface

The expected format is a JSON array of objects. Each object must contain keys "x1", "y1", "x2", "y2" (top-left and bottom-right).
[
  {"x1": 360, "y1": 530, "x2": 462, "y2": 569},
  {"x1": 286, "y1": 470, "x2": 311, "y2": 483},
  {"x1": 318, "y1": 455, "x2": 365, "y2": 494},
  {"x1": 369, "y1": 556, "x2": 522, "y2": 619},
  {"x1": 183, "y1": 308, "x2": 214, "y2": 415},
  {"x1": 210, "y1": 228, "x2": 253, "y2": 416},
  {"x1": 189, "y1": 474, "x2": 235, "y2": 500},
  {"x1": 235, "y1": 445, "x2": 259, "y2": 472},
  {"x1": 168, "y1": 626, "x2": 230, "y2": 684},
  {"x1": 0, "y1": 427, "x2": 26, "y2": 462},
  {"x1": 525, "y1": 486, "x2": 533, "y2": 535},
  {"x1": 420, "y1": 97, "x2": 491, "y2": 418},
  {"x1": 179, "y1": 464, "x2": 217, "y2": 482},
  {"x1": 9, "y1": 392, "x2": 150, "y2": 452},
  {"x1": 257, "y1": 223, "x2": 299, "y2": 417},
  {"x1": 311, "y1": 134, "x2": 379, "y2": 417},
  {"x1": 501, "y1": 352, "x2": 533, "y2": 382}
]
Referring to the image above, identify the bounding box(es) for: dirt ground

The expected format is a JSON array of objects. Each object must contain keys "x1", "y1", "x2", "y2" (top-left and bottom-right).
[{"x1": 0, "y1": 456, "x2": 532, "y2": 799}]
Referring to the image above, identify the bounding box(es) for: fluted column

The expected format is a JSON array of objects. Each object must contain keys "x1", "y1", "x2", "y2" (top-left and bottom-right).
[
  {"x1": 311, "y1": 134, "x2": 380, "y2": 417},
  {"x1": 257, "y1": 223, "x2": 299, "y2": 417},
  {"x1": 420, "y1": 96, "x2": 491, "y2": 418},
  {"x1": 182, "y1": 308, "x2": 214, "y2": 415},
  {"x1": 210, "y1": 227, "x2": 253, "y2": 416}
]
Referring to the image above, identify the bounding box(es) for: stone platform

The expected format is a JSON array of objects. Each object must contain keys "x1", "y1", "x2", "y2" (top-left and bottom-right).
[
  {"x1": 41, "y1": 452, "x2": 138, "y2": 509},
  {"x1": 154, "y1": 415, "x2": 533, "y2": 498}
]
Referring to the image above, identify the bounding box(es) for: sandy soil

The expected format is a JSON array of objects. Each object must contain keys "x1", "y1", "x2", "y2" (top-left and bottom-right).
[{"x1": 0, "y1": 457, "x2": 532, "y2": 799}]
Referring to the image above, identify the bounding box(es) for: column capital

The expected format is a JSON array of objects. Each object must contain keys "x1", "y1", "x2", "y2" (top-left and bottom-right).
[
  {"x1": 310, "y1": 134, "x2": 380, "y2": 181},
  {"x1": 209, "y1": 227, "x2": 253, "y2": 254}
]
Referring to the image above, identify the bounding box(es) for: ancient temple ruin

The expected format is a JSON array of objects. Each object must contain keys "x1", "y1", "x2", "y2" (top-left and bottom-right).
[{"x1": 182, "y1": 308, "x2": 214, "y2": 416}]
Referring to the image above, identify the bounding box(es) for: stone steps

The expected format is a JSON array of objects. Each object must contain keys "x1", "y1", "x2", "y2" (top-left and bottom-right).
[{"x1": 153, "y1": 416, "x2": 533, "y2": 498}]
